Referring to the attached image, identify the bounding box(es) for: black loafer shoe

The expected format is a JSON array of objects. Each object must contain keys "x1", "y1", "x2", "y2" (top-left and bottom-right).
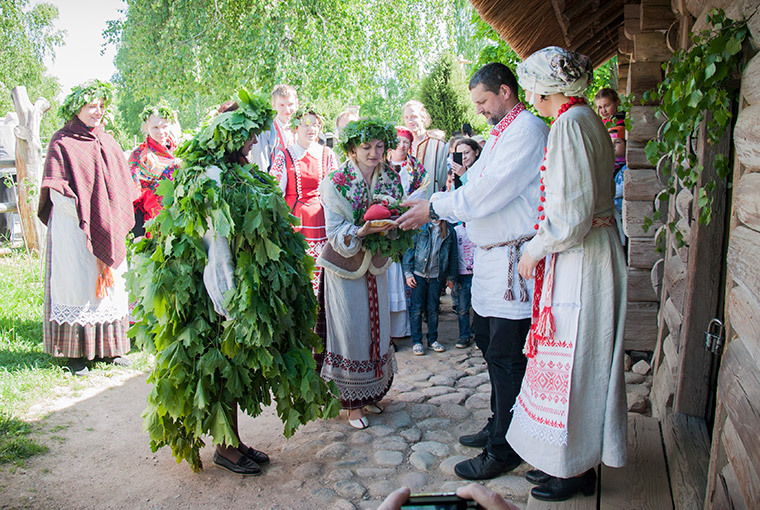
[
  {"x1": 212, "y1": 452, "x2": 261, "y2": 476},
  {"x1": 239, "y1": 445, "x2": 270, "y2": 465},
  {"x1": 67, "y1": 358, "x2": 89, "y2": 377},
  {"x1": 459, "y1": 421, "x2": 492, "y2": 448},
  {"x1": 526, "y1": 469, "x2": 553, "y2": 485},
  {"x1": 531, "y1": 469, "x2": 596, "y2": 501},
  {"x1": 454, "y1": 449, "x2": 522, "y2": 480}
]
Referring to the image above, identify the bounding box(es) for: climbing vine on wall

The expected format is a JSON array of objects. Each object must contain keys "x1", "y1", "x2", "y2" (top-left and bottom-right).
[{"x1": 643, "y1": 9, "x2": 749, "y2": 245}]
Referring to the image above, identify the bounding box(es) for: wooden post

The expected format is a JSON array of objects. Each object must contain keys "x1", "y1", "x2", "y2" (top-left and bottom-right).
[{"x1": 11, "y1": 86, "x2": 49, "y2": 255}]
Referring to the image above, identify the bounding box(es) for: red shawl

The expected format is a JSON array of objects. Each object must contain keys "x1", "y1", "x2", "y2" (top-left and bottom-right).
[
  {"x1": 38, "y1": 117, "x2": 137, "y2": 268},
  {"x1": 128, "y1": 135, "x2": 179, "y2": 223}
]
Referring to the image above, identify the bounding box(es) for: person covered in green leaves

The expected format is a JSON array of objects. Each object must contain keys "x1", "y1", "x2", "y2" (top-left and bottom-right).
[
  {"x1": 316, "y1": 119, "x2": 414, "y2": 429},
  {"x1": 128, "y1": 89, "x2": 340, "y2": 476}
]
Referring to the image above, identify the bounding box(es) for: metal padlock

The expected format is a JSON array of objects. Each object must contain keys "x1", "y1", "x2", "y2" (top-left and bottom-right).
[{"x1": 704, "y1": 318, "x2": 725, "y2": 355}]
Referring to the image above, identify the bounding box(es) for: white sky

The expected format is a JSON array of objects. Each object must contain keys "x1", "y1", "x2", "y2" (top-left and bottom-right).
[{"x1": 38, "y1": 0, "x2": 125, "y2": 99}]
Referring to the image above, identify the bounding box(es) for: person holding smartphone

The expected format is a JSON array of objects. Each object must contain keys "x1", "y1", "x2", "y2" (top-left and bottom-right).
[
  {"x1": 450, "y1": 138, "x2": 482, "y2": 187},
  {"x1": 378, "y1": 484, "x2": 519, "y2": 510}
]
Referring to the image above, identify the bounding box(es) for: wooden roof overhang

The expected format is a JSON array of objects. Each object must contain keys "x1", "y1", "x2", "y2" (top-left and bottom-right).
[{"x1": 470, "y1": 0, "x2": 627, "y2": 67}]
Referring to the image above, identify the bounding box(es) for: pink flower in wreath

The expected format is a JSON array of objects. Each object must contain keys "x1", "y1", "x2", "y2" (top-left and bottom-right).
[{"x1": 334, "y1": 172, "x2": 348, "y2": 186}]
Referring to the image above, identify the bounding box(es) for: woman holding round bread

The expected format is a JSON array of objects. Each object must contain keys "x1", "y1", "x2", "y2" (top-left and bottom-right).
[{"x1": 316, "y1": 118, "x2": 409, "y2": 429}]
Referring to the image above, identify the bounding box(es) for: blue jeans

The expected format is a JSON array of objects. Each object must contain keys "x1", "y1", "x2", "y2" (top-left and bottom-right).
[
  {"x1": 455, "y1": 274, "x2": 473, "y2": 340},
  {"x1": 409, "y1": 275, "x2": 443, "y2": 346}
]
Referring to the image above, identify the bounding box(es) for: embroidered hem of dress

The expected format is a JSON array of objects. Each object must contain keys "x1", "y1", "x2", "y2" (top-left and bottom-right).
[
  {"x1": 50, "y1": 303, "x2": 127, "y2": 326},
  {"x1": 511, "y1": 401, "x2": 568, "y2": 446}
]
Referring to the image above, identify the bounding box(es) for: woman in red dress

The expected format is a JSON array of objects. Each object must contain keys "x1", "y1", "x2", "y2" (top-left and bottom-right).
[{"x1": 270, "y1": 106, "x2": 338, "y2": 294}]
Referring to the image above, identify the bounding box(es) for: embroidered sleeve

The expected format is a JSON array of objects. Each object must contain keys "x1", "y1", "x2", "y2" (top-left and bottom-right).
[{"x1": 270, "y1": 150, "x2": 288, "y2": 193}]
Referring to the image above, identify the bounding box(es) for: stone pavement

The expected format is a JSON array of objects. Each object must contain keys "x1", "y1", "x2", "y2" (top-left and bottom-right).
[{"x1": 268, "y1": 293, "x2": 534, "y2": 509}]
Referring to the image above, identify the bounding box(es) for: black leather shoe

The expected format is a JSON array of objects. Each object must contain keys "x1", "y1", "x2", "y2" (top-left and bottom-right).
[
  {"x1": 239, "y1": 445, "x2": 270, "y2": 465},
  {"x1": 459, "y1": 420, "x2": 492, "y2": 448},
  {"x1": 67, "y1": 358, "x2": 89, "y2": 377},
  {"x1": 212, "y1": 451, "x2": 261, "y2": 476},
  {"x1": 531, "y1": 469, "x2": 596, "y2": 501},
  {"x1": 526, "y1": 469, "x2": 553, "y2": 485},
  {"x1": 454, "y1": 449, "x2": 522, "y2": 480}
]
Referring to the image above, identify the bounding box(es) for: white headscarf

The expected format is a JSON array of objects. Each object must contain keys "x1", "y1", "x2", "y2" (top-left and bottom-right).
[{"x1": 516, "y1": 46, "x2": 593, "y2": 102}]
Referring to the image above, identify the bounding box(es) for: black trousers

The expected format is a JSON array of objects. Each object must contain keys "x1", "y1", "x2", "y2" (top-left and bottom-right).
[{"x1": 472, "y1": 312, "x2": 531, "y2": 461}]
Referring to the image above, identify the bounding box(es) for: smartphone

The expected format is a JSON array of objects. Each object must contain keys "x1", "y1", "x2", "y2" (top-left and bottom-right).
[
  {"x1": 401, "y1": 493, "x2": 483, "y2": 509},
  {"x1": 453, "y1": 152, "x2": 463, "y2": 165}
]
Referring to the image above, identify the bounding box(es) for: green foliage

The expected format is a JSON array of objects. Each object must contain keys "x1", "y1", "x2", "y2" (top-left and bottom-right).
[
  {"x1": 0, "y1": 412, "x2": 48, "y2": 464},
  {"x1": 106, "y1": 0, "x2": 479, "y2": 140},
  {"x1": 128, "y1": 99, "x2": 340, "y2": 471},
  {"x1": 0, "y1": 0, "x2": 63, "y2": 139},
  {"x1": 419, "y1": 53, "x2": 472, "y2": 138},
  {"x1": 643, "y1": 8, "x2": 747, "y2": 239},
  {"x1": 339, "y1": 118, "x2": 398, "y2": 154},
  {"x1": 140, "y1": 102, "x2": 178, "y2": 123}
]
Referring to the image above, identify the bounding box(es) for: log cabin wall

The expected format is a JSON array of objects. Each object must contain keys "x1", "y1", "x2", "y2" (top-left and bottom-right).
[{"x1": 702, "y1": 1, "x2": 760, "y2": 507}]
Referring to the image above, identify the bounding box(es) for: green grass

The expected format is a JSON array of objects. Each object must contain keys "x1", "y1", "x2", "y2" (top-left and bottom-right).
[
  {"x1": 0, "y1": 250, "x2": 152, "y2": 464},
  {"x1": 0, "y1": 412, "x2": 48, "y2": 465}
]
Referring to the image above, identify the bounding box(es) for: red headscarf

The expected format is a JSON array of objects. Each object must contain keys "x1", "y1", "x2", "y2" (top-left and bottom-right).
[
  {"x1": 396, "y1": 126, "x2": 414, "y2": 143},
  {"x1": 39, "y1": 116, "x2": 138, "y2": 267}
]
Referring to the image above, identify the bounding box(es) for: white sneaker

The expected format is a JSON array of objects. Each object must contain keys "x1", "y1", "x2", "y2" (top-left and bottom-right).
[{"x1": 430, "y1": 341, "x2": 446, "y2": 352}]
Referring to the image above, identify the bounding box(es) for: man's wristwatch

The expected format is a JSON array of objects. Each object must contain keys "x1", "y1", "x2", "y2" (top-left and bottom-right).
[{"x1": 429, "y1": 202, "x2": 440, "y2": 221}]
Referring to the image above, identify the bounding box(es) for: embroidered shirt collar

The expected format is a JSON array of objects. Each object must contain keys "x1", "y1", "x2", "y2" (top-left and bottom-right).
[{"x1": 490, "y1": 102, "x2": 527, "y2": 137}]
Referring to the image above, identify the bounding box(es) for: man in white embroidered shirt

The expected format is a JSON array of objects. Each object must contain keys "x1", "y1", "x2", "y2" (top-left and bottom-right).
[{"x1": 397, "y1": 63, "x2": 549, "y2": 480}]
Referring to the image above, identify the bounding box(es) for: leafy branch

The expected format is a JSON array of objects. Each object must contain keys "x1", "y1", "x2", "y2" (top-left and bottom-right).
[{"x1": 643, "y1": 9, "x2": 749, "y2": 247}]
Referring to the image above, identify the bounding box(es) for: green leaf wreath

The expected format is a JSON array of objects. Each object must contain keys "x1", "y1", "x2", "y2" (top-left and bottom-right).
[
  {"x1": 127, "y1": 88, "x2": 340, "y2": 472},
  {"x1": 140, "y1": 102, "x2": 178, "y2": 123},
  {"x1": 59, "y1": 79, "x2": 114, "y2": 122}
]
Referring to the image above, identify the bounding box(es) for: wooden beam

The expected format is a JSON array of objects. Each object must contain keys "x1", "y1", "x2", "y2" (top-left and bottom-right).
[
  {"x1": 740, "y1": 51, "x2": 760, "y2": 106},
  {"x1": 640, "y1": 0, "x2": 675, "y2": 31},
  {"x1": 625, "y1": 3, "x2": 642, "y2": 39},
  {"x1": 601, "y1": 414, "x2": 673, "y2": 509},
  {"x1": 567, "y1": 2, "x2": 623, "y2": 47},
  {"x1": 734, "y1": 103, "x2": 760, "y2": 171},
  {"x1": 727, "y1": 226, "x2": 760, "y2": 304},
  {"x1": 625, "y1": 169, "x2": 664, "y2": 201},
  {"x1": 549, "y1": 0, "x2": 572, "y2": 48},
  {"x1": 721, "y1": 413, "x2": 760, "y2": 505},
  {"x1": 625, "y1": 301, "x2": 659, "y2": 351},
  {"x1": 727, "y1": 284, "x2": 760, "y2": 364},
  {"x1": 626, "y1": 61, "x2": 663, "y2": 104},
  {"x1": 675, "y1": 112, "x2": 731, "y2": 417},
  {"x1": 619, "y1": 26, "x2": 633, "y2": 54},
  {"x1": 627, "y1": 140, "x2": 653, "y2": 169},
  {"x1": 629, "y1": 105, "x2": 664, "y2": 142},
  {"x1": 662, "y1": 413, "x2": 710, "y2": 510},
  {"x1": 734, "y1": 172, "x2": 760, "y2": 231},
  {"x1": 633, "y1": 31, "x2": 673, "y2": 62},
  {"x1": 628, "y1": 237, "x2": 660, "y2": 268},
  {"x1": 623, "y1": 199, "x2": 660, "y2": 238},
  {"x1": 629, "y1": 267, "x2": 660, "y2": 302}
]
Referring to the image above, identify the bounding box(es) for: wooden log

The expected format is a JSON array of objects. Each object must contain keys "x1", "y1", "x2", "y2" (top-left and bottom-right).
[
  {"x1": 625, "y1": 301, "x2": 659, "y2": 351},
  {"x1": 683, "y1": 0, "x2": 707, "y2": 19},
  {"x1": 600, "y1": 414, "x2": 673, "y2": 509},
  {"x1": 662, "y1": 333, "x2": 678, "y2": 373},
  {"x1": 722, "y1": 415, "x2": 760, "y2": 506},
  {"x1": 624, "y1": 168, "x2": 663, "y2": 200},
  {"x1": 662, "y1": 296, "x2": 682, "y2": 340},
  {"x1": 675, "y1": 187, "x2": 693, "y2": 223},
  {"x1": 633, "y1": 31, "x2": 673, "y2": 62},
  {"x1": 651, "y1": 355, "x2": 675, "y2": 418},
  {"x1": 662, "y1": 413, "x2": 710, "y2": 510},
  {"x1": 627, "y1": 62, "x2": 663, "y2": 104},
  {"x1": 735, "y1": 103, "x2": 760, "y2": 171},
  {"x1": 717, "y1": 338, "x2": 760, "y2": 481},
  {"x1": 727, "y1": 284, "x2": 760, "y2": 363},
  {"x1": 675, "y1": 111, "x2": 730, "y2": 417},
  {"x1": 629, "y1": 266, "x2": 660, "y2": 302},
  {"x1": 650, "y1": 258, "x2": 664, "y2": 298},
  {"x1": 627, "y1": 140, "x2": 654, "y2": 169},
  {"x1": 735, "y1": 172, "x2": 760, "y2": 231},
  {"x1": 727, "y1": 226, "x2": 760, "y2": 303},
  {"x1": 629, "y1": 106, "x2": 663, "y2": 142},
  {"x1": 742, "y1": 53, "x2": 760, "y2": 105},
  {"x1": 624, "y1": 3, "x2": 642, "y2": 39},
  {"x1": 628, "y1": 236, "x2": 660, "y2": 268},
  {"x1": 0, "y1": 201, "x2": 17, "y2": 214},
  {"x1": 640, "y1": 0, "x2": 675, "y2": 31},
  {"x1": 619, "y1": 26, "x2": 633, "y2": 54},
  {"x1": 11, "y1": 86, "x2": 49, "y2": 255},
  {"x1": 623, "y1": 199, "x2": 660, "y2": 238},
  {"x1": 704, "y1": 395, "x2": 728, "y2": 510}
]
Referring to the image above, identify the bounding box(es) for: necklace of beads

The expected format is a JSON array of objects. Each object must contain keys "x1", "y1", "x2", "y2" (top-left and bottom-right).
[{"x1": 534, "y1": 96, "x2": 587, "y2": 231}]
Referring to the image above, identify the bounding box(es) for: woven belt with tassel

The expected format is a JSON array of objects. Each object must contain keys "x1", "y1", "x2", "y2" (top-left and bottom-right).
[{"x1": 480, "y1": 234, "x2": 535, "y2": 302}]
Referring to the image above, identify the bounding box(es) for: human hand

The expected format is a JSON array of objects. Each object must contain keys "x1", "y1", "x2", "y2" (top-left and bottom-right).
[
  {"x1": 357, "y1": 221, "x2": 397, "y2": 238},
  {"x1": 451, "y1": 161, "x2": 466, "y2": 176},
  {"x1": 517, "y1": 251, "x2": 540, "y2": 280},
  {"x1": 377, "y1": 486, "x2": 411, "y2": 510},
  {"x1": 396, "y1": 199, "x2": 430, "y2": 231},
  {"x1": 446, "y1": 279, "x2": 454, "y2": 289},
  {"x1": 405, "y1": 276, "x2": 417, "y2": 288},
  {"x1": 456, "y1": 483, "x2": 519, "y2": 510}
]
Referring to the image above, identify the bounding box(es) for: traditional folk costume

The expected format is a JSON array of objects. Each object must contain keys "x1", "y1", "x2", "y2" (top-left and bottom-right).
[
  {"x1": 127, "y1": 135, "x2": 180, "y2": 236},
  {"x1": 39, "y1": 116, "x2": 137, "y2": 360},
  {"x1": 387, "y1": 151, "x2": 428, "y2": 337},
  {"x1": 508, "y1": 47, "x2": 628, "y2": 480},
  {"x1": 413, "y1": 132, "x2": 448, "y2": 198},
  {"x1": 432, "y1": 102, "x2": 549, "y2": 463},
  {"x1": 250, "y1": 117, "x2": 294, "y2": 172},
  {"x1": 316, "y1": 160, "x2": 404, "y2": 409},
  {"x1": 271, "y1": 142, "x2": 338, "y2": 294}
]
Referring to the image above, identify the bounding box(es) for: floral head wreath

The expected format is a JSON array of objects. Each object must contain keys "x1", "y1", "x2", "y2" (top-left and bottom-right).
[
  {"x1": 289, "y1": 104, "x2": 324, "y2": 131},
  {"x1": 339, "y1": 118, "x2": 398, "y2": 154},
  {"x1": 59, "y1": 79, "x2": 114, "y2": 121},
  {"x1": 140, "y1": 102, "x2": 178, "y2": 124}
]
